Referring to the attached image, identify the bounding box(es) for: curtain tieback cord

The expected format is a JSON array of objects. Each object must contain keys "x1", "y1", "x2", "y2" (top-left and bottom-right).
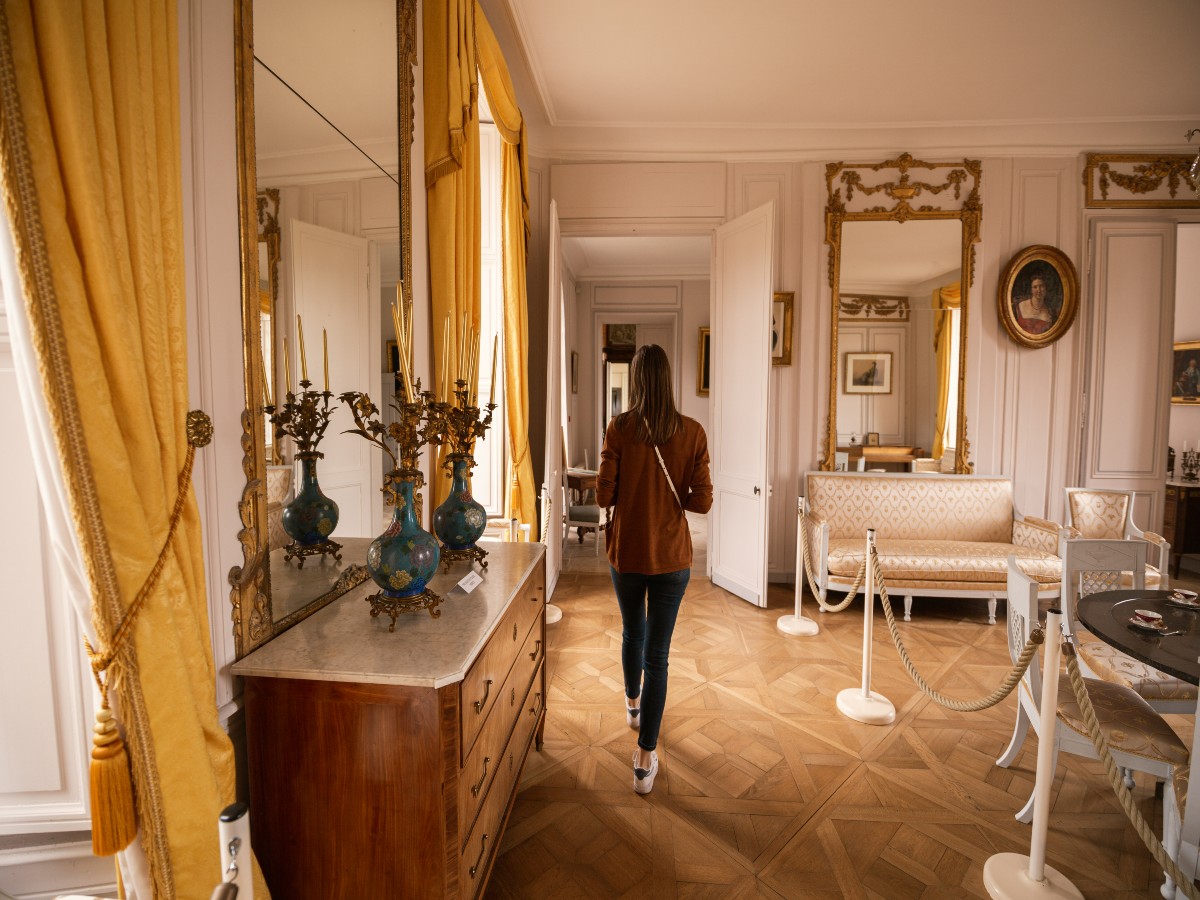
[{"x1": 83, "y1": 410, "x2": 213, "y2": 856}]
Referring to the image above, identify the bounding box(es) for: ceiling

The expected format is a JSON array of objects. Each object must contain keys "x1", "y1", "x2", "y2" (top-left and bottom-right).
[{"x1": 483, "y1": 0, "x2": 1200, "y2": 160}]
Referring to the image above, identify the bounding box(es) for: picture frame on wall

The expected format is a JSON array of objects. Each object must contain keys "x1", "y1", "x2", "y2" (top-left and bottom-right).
[
  {"x1": 1172, "y1": 340, "x2": 1200, "y2": 404},
  {"x1": 997, "y1": 244, "x2": 1079, "y2": 349},
  {"x1": 697, "y1": 327, "x2": 711, "y2": 396},
  {"x1": 771, "y1": 291, "x2": 794, "y2": 366},
  {"x1": 866, "y1": 432, "x2": 880, "y2": 446},
  {"x1": 843, "y1": 351, "x2": 892, "y2": 395}
]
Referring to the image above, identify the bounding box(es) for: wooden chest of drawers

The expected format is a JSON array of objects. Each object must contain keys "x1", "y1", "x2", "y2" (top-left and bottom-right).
[
  {"x1": 233, "y1": 543, "x2": 547, "y2": 899},
  {"x1": 1164, "y1": 481, "x2": 1200, "y2": 578}
]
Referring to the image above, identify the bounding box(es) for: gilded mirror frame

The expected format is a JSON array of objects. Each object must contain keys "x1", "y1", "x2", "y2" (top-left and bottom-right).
[
  {"x1": 822, "y1": 153, "x2": 981, "y2": 475},
  {"x1": 228, "y1": 0, "x2": 418, "y2": 658}
]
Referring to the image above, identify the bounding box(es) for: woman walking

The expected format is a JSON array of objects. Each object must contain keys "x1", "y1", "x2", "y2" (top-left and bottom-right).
[{"x1": 596, "y1": 344, "x2": 712, "y2": 794}]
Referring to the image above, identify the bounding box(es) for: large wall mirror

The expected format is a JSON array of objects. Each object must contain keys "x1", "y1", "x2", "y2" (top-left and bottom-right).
[
  {"x1": 228, "y1": 0, "x2": 417, "y2": 658},
  {"x1": 823, "y1": 154, "x2": 981, "y2": 474}
]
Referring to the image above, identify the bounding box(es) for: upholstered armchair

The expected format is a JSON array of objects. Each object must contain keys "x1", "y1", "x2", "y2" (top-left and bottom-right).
[{"x1": 1064, "y1": 487, "x2": 1170, "y2": 588}]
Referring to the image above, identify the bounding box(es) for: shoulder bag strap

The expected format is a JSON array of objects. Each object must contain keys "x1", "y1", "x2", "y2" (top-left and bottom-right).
[{"x1": 645, "y1": 417, "x2": 683, "y2": 511}]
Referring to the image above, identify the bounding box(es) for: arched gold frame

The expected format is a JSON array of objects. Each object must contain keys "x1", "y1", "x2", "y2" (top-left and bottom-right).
[
  {"x1": 227, "y1": 0, "x2": 418, "y2": 658},
  {"x1": 822, "y1": 153, "x2": 982, "y2": 474}
]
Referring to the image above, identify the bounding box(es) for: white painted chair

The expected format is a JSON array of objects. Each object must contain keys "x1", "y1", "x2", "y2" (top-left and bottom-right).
[
  {"x1": 1061, "y1": 538, "x2": 1197, "y2": 714},
  {"x1": 1064, "y1": 487, "x2": 1170, "y2": 588},
  {"x1": 910, "y1": 457, "x2": 940, "y2": 473},
  {"x1": 996, "y1": 557, "x2": 1188, "y2": 826}
]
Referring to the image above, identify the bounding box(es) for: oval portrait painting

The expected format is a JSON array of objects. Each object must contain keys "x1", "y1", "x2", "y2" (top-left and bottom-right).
[{"x1": 997, "y1": 245, "x2": 1079, "y2": 349}]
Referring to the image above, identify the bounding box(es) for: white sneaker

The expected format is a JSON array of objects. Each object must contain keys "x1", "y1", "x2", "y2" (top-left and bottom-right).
[
  {"x1": 633, "y1": 750, "x2": 658, "y2": 794},
  {"x1": 626, "y1": 700, "x2": 640, "y2": 730}
]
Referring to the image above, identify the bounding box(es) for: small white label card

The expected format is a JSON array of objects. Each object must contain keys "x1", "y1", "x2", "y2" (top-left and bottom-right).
[{"x1": 456, "y1": 569, "x2": 484, "y2": 593}]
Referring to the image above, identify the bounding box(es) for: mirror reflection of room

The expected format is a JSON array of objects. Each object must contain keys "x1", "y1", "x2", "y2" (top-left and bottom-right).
[{"x1": 836, "y1": 219, "x2": 962, "y2": 472}]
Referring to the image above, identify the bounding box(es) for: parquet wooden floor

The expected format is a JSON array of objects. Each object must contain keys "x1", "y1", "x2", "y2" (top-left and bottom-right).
[{"x1": 486, "y1": 537, "x2": 1200, "y2": 899}]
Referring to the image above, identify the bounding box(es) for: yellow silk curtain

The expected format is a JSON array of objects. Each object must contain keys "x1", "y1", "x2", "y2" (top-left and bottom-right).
[
  {"x1": 932, "y1": 281, "x2": 962, "y2": 460},
  {"x1": 423, "y1": 0, "x2": 480, "y2": 511},
  {"x1": 475, "y1": 6, "x2": 536, "y2": 529},
  {"x1": 0, "y1": 1, "x2": 263, "y2": 896}
]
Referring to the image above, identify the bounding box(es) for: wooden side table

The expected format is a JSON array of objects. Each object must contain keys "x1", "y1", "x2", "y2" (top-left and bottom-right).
[{"x1": 1164, "y1": 480, "x2": 1200, "y2": 578}]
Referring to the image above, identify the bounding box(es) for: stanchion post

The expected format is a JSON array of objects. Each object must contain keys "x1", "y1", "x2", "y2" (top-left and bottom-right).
[
  {"x1": 778, "y1": 497, "x2": 819, "y2": 636},
  {"x1": 983, "y1": 610, "x2": 1082, "y2": 899},
  {"x1": 540, "y1": 484, "x2": 562, "y2": 625},
  {"x1": 835, "y1": 529, "x2": 895, "y2": 725}
]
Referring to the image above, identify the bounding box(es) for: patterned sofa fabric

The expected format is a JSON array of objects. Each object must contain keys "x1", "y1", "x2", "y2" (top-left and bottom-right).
[
  {"x1": 825, "y1": 538, "x2": 1061, "y2": 585},
  {"x1": 803, "y1": 472, "x2": 1063, "y2": 621}
]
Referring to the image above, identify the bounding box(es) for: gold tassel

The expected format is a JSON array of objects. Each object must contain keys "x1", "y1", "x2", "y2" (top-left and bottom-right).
[{"x1": 89, "y1": 705, "x2": 137, "y2": 856}]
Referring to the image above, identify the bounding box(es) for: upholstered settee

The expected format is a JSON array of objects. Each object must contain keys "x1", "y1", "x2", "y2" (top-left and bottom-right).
[{"x1": 803, "y1": 472, "x2": 1063, "y2": 624}]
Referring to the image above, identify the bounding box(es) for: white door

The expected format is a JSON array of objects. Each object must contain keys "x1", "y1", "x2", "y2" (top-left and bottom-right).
[
  {"x1": 711, "y1": 203, "x2": 775, "y2": 606},
  {"x1": 1080, "y1": 219, "x2": 1176, "y2": 528},
  {"x1": 543, "y1": 201, "x2": 564, "y2": 595},
  {"x1": 289, "y1": 220, "x2": 380, "y2": 538}
]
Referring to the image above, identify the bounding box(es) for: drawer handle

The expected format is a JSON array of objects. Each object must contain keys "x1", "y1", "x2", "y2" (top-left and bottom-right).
[
  {"x1": 529, "y1": 639, "x2": 542, "y2": 661},
  {"x1": 473, "y1": 679, "x2": 493, "y2": 714},
  {"x1": 471, "y1": 756, "x2": 491, "y2": 797},
  {"x1": 529, "y1": 691, "x2": 543, "y2": 718},
  {"x1": 469, "y1": 833, "x2": 489, "y2": 878},
  {"x1": 530, "y1": 588, "x2": 541, "y2": 602},
  {"x1": 513, "y1": 622, "x2": 519, "y2": 641}
]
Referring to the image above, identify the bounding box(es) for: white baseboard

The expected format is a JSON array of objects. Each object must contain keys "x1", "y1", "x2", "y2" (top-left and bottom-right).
[{"x1": 0, "y1": 840, "x2": 118, "y2": 900}]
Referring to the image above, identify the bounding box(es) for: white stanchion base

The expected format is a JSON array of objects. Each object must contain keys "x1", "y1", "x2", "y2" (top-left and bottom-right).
[
  {"x1": 983, "y1": 853, "x2": 1083, "y2": 899},
  {"x1": 545, "y1": 603, "x2": 563, "y2": 625},
  {"x1": 836, "y1": 688, "x2": 895, "y2": 725},
  {"x1": 776, "y1": 614, "x2": 819, "y2": 636}
]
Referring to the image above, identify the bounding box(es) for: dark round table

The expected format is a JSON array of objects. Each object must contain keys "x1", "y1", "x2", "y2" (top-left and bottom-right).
[{"x1": 1076, "y1": 589, "x2": 1200, "y2": 685}]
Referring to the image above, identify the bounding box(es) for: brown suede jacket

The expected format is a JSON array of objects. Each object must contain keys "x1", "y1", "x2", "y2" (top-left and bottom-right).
[{"x1": 596, "y1": 413, "x2": 713, "y2": 575}]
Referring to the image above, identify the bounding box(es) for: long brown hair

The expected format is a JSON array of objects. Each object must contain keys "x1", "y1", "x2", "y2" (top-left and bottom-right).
[{"x1": 627, "y1": 344, "x2": 680, "y2": 445}]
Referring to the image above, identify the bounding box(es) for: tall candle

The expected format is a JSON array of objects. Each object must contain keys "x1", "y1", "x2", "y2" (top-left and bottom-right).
[
  {"x1": 323, "y1": 328, "x2": 329, "y2": 392},
  {"x1": 441, "y1": 317, "x2": 451, "y2": 401},
  {"x1": 296, "y1": 315, "x2": 308, "y2": 383},
  {"x1": 283, "y1": 339, "x2": 292, "y2": 394},
  {"x1": 488, "y1": 333, "x2": 498, "y2": 406},
  {"x1": 260, "y1": 344, "x2": 274, "y2": 407}
]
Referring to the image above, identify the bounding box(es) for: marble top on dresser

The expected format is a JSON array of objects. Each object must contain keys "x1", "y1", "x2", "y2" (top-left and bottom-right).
[{"x1": 231, "y1": 541, "x2": 546, "y2": 689}]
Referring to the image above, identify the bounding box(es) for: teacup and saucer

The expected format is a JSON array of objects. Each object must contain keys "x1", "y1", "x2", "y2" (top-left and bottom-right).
[
  {"x1": 1168, "y1": 588, "x2": 1200, "y2": 609},
  {"x1": 1129, "y1": 609, "x2": 1167, "y2": 631}
]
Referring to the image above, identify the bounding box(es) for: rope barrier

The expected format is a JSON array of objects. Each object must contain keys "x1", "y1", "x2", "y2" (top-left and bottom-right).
[
  {"x1": 1064, "y1": 645, "x2": 1199, "y2": 899},
  {"x1": 871, "y1": 549, "x2": 1043, "y2": 712},
  {"x1": 798, "y1": 512, "x2": 866, "y2": 613},
  {"x1": 809, "y1": 521, "x2": 1198, "y2": 893}
]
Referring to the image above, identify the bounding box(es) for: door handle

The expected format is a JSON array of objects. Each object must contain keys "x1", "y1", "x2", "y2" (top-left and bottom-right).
[{"x1": 753, "y1": 486, "x2": 761, "y2": 495}]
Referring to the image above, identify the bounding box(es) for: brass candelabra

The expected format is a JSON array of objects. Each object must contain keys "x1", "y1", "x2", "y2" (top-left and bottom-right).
[{"x1": 425, "y1": 378, "x2": 497, "y2": 570}]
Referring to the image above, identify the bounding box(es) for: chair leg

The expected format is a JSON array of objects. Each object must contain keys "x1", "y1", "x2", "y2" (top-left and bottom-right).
[
  {"x1": 996, "y1": 702, "x2": 1029, "y2": 768},
  {"x1": 1162, "y1": 819, "x2": 1179, "y2": 899},
  {"x1": 903, "y1": 595, "x2": 913, "y2": 622},
  {"x1": 1121, "y1": 766, "x2": 1134, "y2": 790},
  {"x1": 987, "y1": 597, "x2": 998, "y2": 625},
  {"x1": 1014, "y1": 738, "x2": 1058, "y2": 824}
]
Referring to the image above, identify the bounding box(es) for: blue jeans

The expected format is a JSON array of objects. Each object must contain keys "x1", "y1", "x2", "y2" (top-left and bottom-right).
[{"x1": 611, "y1": 567, "x2": 690, "y2": 752}]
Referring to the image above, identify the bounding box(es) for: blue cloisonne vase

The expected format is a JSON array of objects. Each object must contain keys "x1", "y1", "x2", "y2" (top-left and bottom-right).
[
  {"x1": 367, "y1": 477, "x2": 440, "y2": 598},
  {"x1": 281, "y1": 454, "x2": 339, "y2": 546},
  {"x1": 433, "y1": 458, "x2": 487, "y2": 550}
]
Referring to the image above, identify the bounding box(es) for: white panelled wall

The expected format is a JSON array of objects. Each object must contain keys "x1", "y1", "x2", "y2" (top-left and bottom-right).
[{"x1": 539, "y1": 156, "x2": 1194, "y2": 579}]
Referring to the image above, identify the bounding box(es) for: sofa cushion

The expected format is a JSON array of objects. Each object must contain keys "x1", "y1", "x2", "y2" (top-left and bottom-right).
[
  {"x1": 826, "y1": 537, "x2": 1061, "y2": 585},
  {"x1": 806, "y1": 474, "x2": 1014, "y2": 542}
]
